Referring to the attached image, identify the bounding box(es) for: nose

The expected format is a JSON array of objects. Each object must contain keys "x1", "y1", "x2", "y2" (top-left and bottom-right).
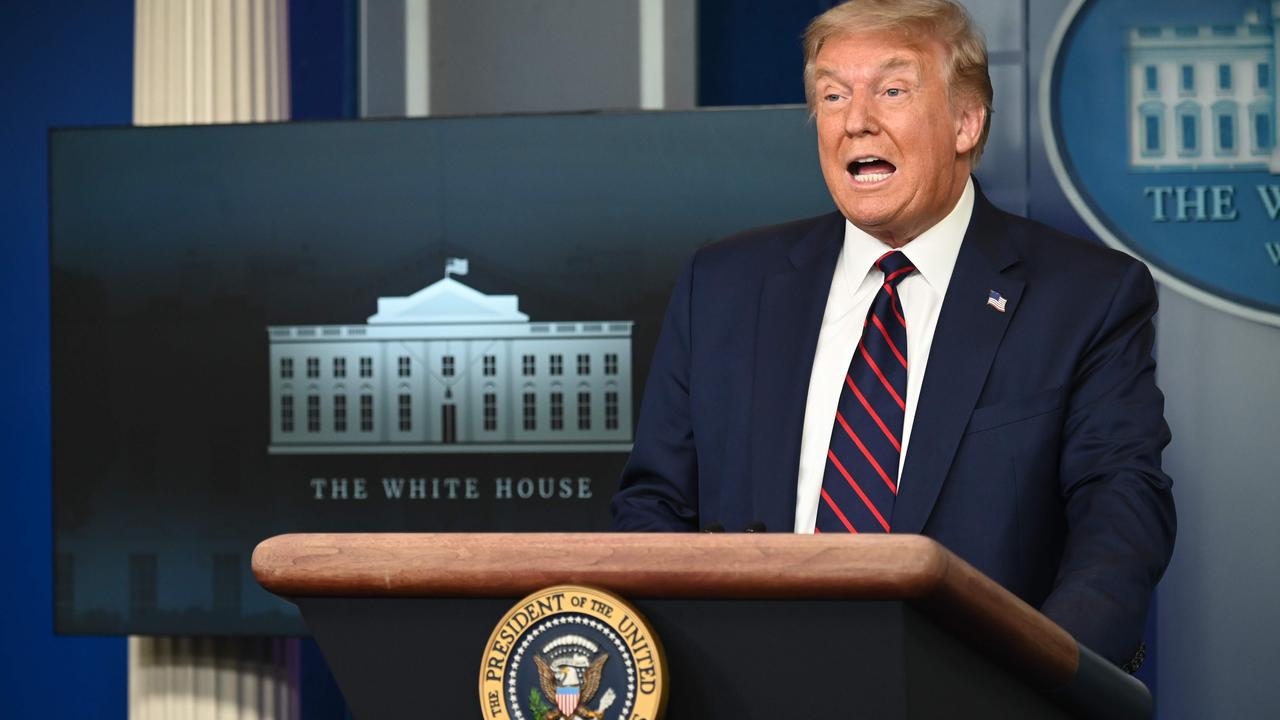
[{"x1": 843, "y1": 92, "x2": 879, "y2": 136}]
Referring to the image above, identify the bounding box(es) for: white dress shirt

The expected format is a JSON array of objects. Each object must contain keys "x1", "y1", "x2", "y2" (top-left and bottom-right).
[{"x1": 793, "y1": 178, "x2": 975, "y2": 533}]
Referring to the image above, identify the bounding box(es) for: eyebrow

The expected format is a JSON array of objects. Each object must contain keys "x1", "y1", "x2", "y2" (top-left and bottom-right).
[
  {"x1": 877, "y1": 56, "x2": 918, "y2": 74},
  {"x1": 812, "y1": 67, "x2": 843, "y2": 83},
  {"x1": 812, "y1": 56, "x2": 920, "y2": 84}
]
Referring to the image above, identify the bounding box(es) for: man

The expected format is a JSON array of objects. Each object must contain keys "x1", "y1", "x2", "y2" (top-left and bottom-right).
[{"x1": 610, "y1": 0, "x2": 1175, "y2": 669}]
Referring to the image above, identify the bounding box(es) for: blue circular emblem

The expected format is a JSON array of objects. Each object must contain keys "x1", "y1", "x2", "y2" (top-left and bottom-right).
[
  {"x1": 506, "y1": 614, "x2": 636, "y2": 719},
  {"x1": 1042, "y1": 0, "x2": 1280, "y2": 325},
  {"x1": 480, "y1": 586, "x2": 667, "y2": 720}
]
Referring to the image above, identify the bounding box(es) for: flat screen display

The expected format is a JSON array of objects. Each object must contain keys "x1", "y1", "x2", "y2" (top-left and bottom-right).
[{"x1": 51, "y1": 107, "x2": 836, "y2": 634}]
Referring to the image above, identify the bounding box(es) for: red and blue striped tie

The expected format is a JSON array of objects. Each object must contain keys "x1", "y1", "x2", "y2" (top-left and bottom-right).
[{"x1": 816, "y1": 251, "x2": 915, "y2": 534}]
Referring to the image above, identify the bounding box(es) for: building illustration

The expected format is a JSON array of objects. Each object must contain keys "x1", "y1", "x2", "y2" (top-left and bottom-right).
[
  {"x1": 267, "y1": 261, "x2": 633, "y2": 454},
  {"x1": 1127, "y1": 4, "x2": 1277, "y2": 172}
]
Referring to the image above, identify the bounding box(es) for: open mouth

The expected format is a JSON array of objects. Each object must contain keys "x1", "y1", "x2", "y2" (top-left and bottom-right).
[{"x1": 847, "y1": 157, "x2": 897, "y2": 184}]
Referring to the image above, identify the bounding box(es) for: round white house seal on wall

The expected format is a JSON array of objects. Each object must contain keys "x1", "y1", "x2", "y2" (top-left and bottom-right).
[
  {"x1": 479, "y1": 585, "x2": 667, "y2": 720},
  {"x1": 1042, "y1": 0, "x2": 1280, "y2": 326}
]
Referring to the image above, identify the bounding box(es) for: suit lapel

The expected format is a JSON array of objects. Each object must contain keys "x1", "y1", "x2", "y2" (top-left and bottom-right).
[
  {"x1": 748, "y1": 213, "x2": 844, "y2": 532},
  {"x1": 891, "y1": 191, "x2": 1025, "y2": 534}
]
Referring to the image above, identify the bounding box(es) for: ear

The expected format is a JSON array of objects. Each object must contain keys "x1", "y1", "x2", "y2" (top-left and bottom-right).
[{"x1": 953, "y1": 99, "x2": 985, "y2": 157}]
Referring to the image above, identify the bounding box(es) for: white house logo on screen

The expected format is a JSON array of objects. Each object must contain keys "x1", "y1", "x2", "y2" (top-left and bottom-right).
[
  {"x1": 266, "y1": 259, "x2": 634, "y2": 454},
  {"x1": 1043, "y1": 0, "x2": 1280, "y2": 325}
]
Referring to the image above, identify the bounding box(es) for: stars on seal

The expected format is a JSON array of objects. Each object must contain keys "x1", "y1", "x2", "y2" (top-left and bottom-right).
[{"x1": 502, "y1": 613, "x2": 639, "y2": 720}]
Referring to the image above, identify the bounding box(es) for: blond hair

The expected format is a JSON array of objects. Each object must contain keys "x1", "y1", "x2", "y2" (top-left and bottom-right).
[{"x1": 802, "y1": 0, "x2": 993, "y2": 165}]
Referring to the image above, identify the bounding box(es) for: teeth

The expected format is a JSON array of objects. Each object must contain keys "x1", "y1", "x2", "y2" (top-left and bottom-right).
[
  {"x1": 853, "y1": 172, "x2": 893, "y2": 183},
  {"x1": 855, "y1": 157, "x2": 882, "y2": 163}
]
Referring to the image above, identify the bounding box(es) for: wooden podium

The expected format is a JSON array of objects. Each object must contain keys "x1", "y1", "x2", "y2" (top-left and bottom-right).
[{"x1": 252, "y1": 533, "x2": 1151, "y2": 719}]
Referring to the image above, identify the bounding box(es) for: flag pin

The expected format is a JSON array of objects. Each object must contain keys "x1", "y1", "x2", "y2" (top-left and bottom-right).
[{"x1": 986, "y1": 290, "x2": 1007, "y2": 313}]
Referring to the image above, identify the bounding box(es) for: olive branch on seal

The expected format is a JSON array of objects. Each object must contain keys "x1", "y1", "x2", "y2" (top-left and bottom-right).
[{"x1": 528, "y1": 687, "x2": 555, "y2": 720}]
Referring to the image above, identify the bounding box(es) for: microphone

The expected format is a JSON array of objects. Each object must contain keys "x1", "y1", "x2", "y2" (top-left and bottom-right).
[
  {"x1": 744, "y1": 521, "x2": 768, "y2": 533},
  {"x1": 702, "y1": 522, "x2": 725, "y2": 533}
]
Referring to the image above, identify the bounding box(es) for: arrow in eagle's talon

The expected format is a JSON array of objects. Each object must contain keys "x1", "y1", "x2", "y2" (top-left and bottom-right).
[{"x1": 595, "y1": 688, "x2": 616, "y2": 712}]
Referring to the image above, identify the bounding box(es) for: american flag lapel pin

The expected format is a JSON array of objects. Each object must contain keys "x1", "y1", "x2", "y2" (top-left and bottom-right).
[{"x1": 986, "y1": 290, "x2": 1007, "y2": 313}]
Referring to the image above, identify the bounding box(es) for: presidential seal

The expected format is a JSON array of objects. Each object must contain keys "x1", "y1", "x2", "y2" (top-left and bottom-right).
[{"x1": 479, "y1": 585, "x2": 666, "y2": 720}]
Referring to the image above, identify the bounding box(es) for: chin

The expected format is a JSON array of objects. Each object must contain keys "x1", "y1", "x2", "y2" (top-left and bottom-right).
[{"x1": 840, "y1": 203, "x2": 899, "y2": 231}]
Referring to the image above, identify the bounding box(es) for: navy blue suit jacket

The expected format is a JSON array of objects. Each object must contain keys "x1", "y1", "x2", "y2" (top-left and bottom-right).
[{"x1": 611, "y1": 187, "x2": 1177, "y2": 665}]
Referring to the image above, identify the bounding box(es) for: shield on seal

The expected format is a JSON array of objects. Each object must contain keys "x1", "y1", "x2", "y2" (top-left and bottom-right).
[{"x1": 556, "y1": 686, "x2": 579, "y2": 717}]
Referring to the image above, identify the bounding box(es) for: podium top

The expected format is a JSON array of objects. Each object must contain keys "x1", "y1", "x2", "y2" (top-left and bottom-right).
[
  {"x1": 255, "y1": 532, "x2": 1155, "y2": 718},
  {"x1": 256, "y1": 531, "x2": 992, "y2": 598},
  {"x1": 254, "y1": 533, "x2": 1078, "y2": 688}
]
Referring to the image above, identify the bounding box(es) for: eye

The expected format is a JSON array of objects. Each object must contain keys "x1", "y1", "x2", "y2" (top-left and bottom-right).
[
  {"x1": 823, "y1": 93, "x2": 842, "y2": 103},
  {"x1": 885, "y1": 87, "x2": 903, "y2": 97}
]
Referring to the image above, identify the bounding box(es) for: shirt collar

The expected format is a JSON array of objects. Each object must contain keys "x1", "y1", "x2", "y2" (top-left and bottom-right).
[{"x1": 839, "y1": 176, "x2": 974, "y2": 297}]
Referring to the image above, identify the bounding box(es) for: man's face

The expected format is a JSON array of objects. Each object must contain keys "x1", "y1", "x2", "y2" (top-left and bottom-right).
[{"x1": 812, "y1": 31, "x2": 983, "y2": 246}]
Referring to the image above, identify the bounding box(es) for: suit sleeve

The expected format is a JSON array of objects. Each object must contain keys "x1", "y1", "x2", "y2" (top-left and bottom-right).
[
  {"x1": 609, "y1": 256, "x2": 701, "y2": 531},
  {"x1": 1039, "y1": 259, "x2": 1177, "y2": 666}
]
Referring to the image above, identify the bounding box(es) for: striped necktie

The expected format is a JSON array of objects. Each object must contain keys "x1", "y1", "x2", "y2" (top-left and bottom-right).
[{"x1": 815, "y1": 250, "x2": 915, "y2": 534}]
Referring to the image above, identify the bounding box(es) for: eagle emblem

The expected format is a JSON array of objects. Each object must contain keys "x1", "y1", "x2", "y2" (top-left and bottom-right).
[
  {"x1": 531, "y1": 635, "x2": 617, "y2": 720},
  {"x1": 480, "y1": 587, "x2": 663, "y2": 720}
]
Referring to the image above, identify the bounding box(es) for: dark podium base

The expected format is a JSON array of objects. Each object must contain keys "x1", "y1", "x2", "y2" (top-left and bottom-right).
[{"x1": 299, "y1": 596, "x2": 1072, "y2": 719}]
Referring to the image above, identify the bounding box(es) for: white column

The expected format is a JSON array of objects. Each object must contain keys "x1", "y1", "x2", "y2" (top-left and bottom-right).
[
  {"x1": 130, "y1": 0, "x2": 298, "y2": 715},
  {"x1": 133, "y1": 0, "x2": 290, "y2": 125},
  {"x1": 129, "y1": 636, "x2": 299, "y2": 720},
  {"x1": 639, "y1": 0, "x2": 665, "y2": 109},
  {"x1": 404, "y1": 0, "x2": 430, "y2": 116}
]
